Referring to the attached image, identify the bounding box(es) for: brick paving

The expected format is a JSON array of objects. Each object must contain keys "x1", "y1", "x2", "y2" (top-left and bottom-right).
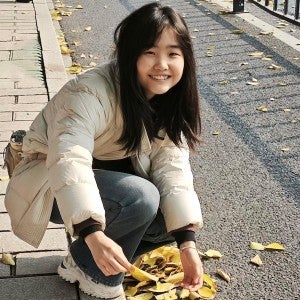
[{"x1": 0, "y1": 0, "x2": 82, "y2": 299}]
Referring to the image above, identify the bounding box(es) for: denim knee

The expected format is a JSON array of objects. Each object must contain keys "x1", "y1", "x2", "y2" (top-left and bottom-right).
[{"x1": 126, "y1": 177, "x2": 160, "y2": 224}]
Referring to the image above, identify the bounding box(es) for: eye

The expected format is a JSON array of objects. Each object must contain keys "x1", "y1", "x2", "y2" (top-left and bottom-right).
[
  {"x1": 144, "y1": 50, "x2": 156, "y2": 55},
  {"x1": 169, "y1": 52, "x2": 181, "y2": 57}
]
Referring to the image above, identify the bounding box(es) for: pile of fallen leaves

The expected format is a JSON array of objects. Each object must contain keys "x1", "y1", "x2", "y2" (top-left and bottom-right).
[{"x1": 124, "y1": 245, "x2": 218, "y2": 300}]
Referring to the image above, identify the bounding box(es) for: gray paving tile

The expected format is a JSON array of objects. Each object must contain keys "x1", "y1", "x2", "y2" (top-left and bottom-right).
[
  {"x1": 0, "y1": 275, "x2": 78, "y2": 300},
  {"x1": 0, "y1": 96, "x2": 15, "y2": 104},
  {"x1": 14, "y1": 111, "x2": 39, "y2": 121},
  {"x1": 18, "y1": 94, "x2": 48, "y2": 103},
  {"x1": 0, "y1": 51, "x2": 10, "y2": 60},
  {"x1": 0, "y1": 261, "x2": 10, "y2": 277},
  {"x1": 0, "y1": 112, "x2": 12, "y2": 122},
  {"x1": 1, "y1": 228, "x2": 68, "y2": 252},
  {"x1": 0, "y1": 195, "x2": 6, "y2": 212},
  {"x1": 16, "y1": 250, "x2": 67, "y2": 275}
]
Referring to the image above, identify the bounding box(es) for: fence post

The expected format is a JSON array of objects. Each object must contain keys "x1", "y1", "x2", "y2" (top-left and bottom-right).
[{"x1": 233, "y1": 0, "x2": 245, "y2": 13}]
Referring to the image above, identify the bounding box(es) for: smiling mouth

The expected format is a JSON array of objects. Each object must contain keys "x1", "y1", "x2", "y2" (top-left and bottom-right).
[{"x1": 149, "y1": 75, "x2": 170, "y2": 80}]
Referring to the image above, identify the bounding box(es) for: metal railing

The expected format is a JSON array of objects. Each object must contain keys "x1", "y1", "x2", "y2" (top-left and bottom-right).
[{"x1": 248, "y1": 0, "x2": 300, "y2": 24}]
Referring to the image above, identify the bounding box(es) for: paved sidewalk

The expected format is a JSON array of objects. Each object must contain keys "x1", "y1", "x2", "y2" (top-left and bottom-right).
[
  {"x1": 0, "y1": 0, "x2": 299, "y2": 299},
  {"x1": 0, "y1": 0, "x2": 84, "y2": 299}
]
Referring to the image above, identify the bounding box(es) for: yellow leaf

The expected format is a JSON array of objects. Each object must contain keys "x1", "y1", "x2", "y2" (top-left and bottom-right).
[
  {"x1": 149, "y1": 282, "x2": 175, "y2": 293},
  {"x1": 257, "y1": 106, "x2": 268, "y2": 112},
  {"x1": 212, "y1": 131, "x2": 220, "y2": 136},
  {"x1": 179, "y1": 288, "x2": 190, "y2": 298},
  {"x1": 125, "y1": 285, "x2": 138, "y2": 297},
  {"x1": 204, "y1": 249, "x2": 222, "y2": 258},
  {"x1": 129, "y1": 265, "x2": 159, "y2": 282},
  {"x1": 250, "y1": 254, "x2": 263, "y2": 266},
  {"x1": 198, "y1": 286, "x2": 216, "y2": 299},
  {"x1": 60, "y1": 45, "x2": 74, "y2": 54},
  {"x1": 66, "y1": 63, "x2": 82, "y2": 74},
  {"x1": 165, "y1": 272, "x2": 184, "y2": 284},
  {"x1": 232, "y1": 29, "x2": 244, "y2": 34},
  {"x1": 155, "y1": 289, "x2": 177, "y2": 300},
  {"x1": 1, "y1": 252, "x2": 15, "y2": 266},
  {"x1": 203, "y1": 274, "x2": 217, "y2": 290},
  {"x1": 260, "y1": 31, "x2": 274, "y2": 35},
  {"x1": 265, "y1": 242, "x2": 285, "y2": 251},
  {"x1": 76, "y1": 4, "x2": 83, "y2": 9},
  {"x1": 189, "y1": 291, "x2": 202, "y2": 300},
  {"x1": 219, "y1": 80, "x2": 229, "y2": 85},
  {"x1": 281, "y1": 147, "x2": 290, "y2": 153},
  {"x1": 250, "y1": 242, "x2": 265, "y2": 250},
  {"x1": 249, "y1": 51, "x2": 264, "y2": 58},
  {"x1": 128, "y1": 293, "x2": 153, "y2": 300},
  {"x1": 268, "y1": 64, "x2": 282, "y2": 70},
  {"x1": 0, "y1": 176, "x2": 9, "y2": 181},
  {"x1": 283, "y1": 108, "x2": 291, "y2": 112},
  {"x1": 216, "y1": 269, "x2": 230, "y2": 282},
  {"x1": 85, "y1": 26, "x2": 92, "y2": 31}
]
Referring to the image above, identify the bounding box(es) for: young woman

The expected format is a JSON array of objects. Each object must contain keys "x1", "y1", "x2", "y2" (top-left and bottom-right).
[{"x1": 5, "y1": 2, "x2": 203, "y2": 299}]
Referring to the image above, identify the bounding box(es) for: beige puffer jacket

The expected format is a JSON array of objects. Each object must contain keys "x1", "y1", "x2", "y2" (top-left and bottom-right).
[{"x1": 5, "y1": 62, "x2": 203, "y2": 248}]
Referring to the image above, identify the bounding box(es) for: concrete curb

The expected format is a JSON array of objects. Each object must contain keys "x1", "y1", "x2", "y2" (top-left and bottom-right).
[{"x1": 33, "y1": 0, "x2": 71, "y2": 99}]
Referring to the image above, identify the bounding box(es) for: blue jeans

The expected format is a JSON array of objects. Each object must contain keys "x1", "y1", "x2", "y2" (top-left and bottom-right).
[{"x1": 50, "y1": 169, "x2": 174, "y2": 286}]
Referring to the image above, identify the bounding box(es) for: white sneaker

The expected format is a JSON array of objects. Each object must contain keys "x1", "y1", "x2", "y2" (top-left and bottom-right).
[{"x1": 58, "y1": 253, "x2": 125, "y2": 299}]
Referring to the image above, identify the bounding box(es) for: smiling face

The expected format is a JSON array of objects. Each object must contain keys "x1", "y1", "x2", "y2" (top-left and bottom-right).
[{"x1": 136, "y1": 28, "x2": 184, "y2": 100}]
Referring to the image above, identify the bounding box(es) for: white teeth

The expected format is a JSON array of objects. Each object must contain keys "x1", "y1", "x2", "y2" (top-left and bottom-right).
[{"x1": 150, "y1": 75, "x2": 169, "y2": 80}]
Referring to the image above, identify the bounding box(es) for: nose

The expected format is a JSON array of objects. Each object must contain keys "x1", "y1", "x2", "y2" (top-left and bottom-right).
[{"x1": 154, "y1": 55, "x2": 168, "y2": 71}]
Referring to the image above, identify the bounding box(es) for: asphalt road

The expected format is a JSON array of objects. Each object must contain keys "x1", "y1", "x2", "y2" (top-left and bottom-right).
[{"x1": 56, "y1": 0, "x2": 300, "y2": 299}]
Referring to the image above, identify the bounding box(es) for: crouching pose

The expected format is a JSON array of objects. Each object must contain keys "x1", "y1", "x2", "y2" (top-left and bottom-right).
[{"x1": 5, "y1": 2, "x2": 204, "y2": 299}]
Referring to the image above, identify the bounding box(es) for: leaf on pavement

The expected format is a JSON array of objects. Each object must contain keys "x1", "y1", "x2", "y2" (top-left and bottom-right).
[
  {"x1": 232, "y1": 29, "x2": 244, "y2": 34},
  {"x1": 66, "y1": 63, "x2": 82, "y2": 74},
  {"x1": 265, "y1": 242, "x2": 285, "y2": 251},
  {"x1": 76, "y1": 4, "x2": 83, "y2": 9},
  {"x1": 198, "y1": 286, "x2": 217, "y2": 299},
  {"x1": 216, "y1": 269, "x2": 230, "y2": 282},
  {"x1": 249, "y1": 51, "x2": 264, "y2": 58},
  {"x1": 257, "y1": 106, "x2": 268, "y2": 112},
  {"x1": 268, "y1": 64, "x2": 282, "y2": 70},
  {"x1": 250, "y1": 254, "x2": 263, "y2": 266},
  {"x1": 1, "y1": 252, "x2": 15, "y2": 266},
  {"x1": 204, "y1": 249, "x2": 223, "y2": 258},
  {"x1": 259, "y1": 31, "x2": 274, "y2": 35},
  {"x1": 250, "y1": 242, "x2": 265, "y2": 250},
  {"x1": 60, "y1": 45, "x2": 74, "y2": 54},
  {"x1": 0, "y1": 176, "x2": 9, "y2": 181},
  {"x1": 84, "y1": 26, "x2": 92, "y2": 31}
]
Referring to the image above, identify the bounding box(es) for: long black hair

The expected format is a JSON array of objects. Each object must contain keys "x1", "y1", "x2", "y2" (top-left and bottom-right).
[{"x1": 113, "y1": 2, "x2": 201, "y2": 153}]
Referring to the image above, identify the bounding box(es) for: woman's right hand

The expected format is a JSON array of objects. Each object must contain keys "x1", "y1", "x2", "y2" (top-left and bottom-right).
[{"x1": 84, "y1": 231, "x2": 132, "y2": 276}]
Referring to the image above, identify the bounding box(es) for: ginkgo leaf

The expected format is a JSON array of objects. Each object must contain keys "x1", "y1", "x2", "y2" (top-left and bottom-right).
[
  {"x1": 204, "y1": 249, "x2": 222, "y2": 258},
  {"x1": 1, "y1": 252, "x2": 15, "y2": 266},
  {"x1": 268, "y1": 64, "x2": 282, "y2": 70},
  {"x1": 281, "y1": 147, "x2": 290, "y2": 152},
  {"x1": 165, "y1": 272, "x2": 184, "y2": 284},
  {"x1": 127, "y1": 293, "x2": 153, "y2": 300},
  {"x1": 155, "y1": 289, "x2": 177, "y2": 300},
  {"x1": 125, "y1": 285, "x2": 138, "y2": 297},
  {"x1": 76, "y1": 4, "x2": 83, "y2": 9},
  {"x1": 85, "y1": 26, "x2": 92, "y2": 31},
  {"x1": 129, "y1": 265, "x2": 159, "y2": 282},
  {"x1": 283, "y1": 108, "x2": 291, "y2": 112},
  {"x1": 232, "y1": 29, "x2": 244, "y2": 34},
  {"x1": 148, "y1": 282, "x2": 175, "y2": 293},
  {"x1": 220, "y1": 80, "x2": 229, "y2": 85},
  {"x1": 179, "y1": 288, "x2": 190, "y2": 298},
  {"x1": 250, "y1": 254, "x2": 263, "y2": 266},
  {"x1": 216, "y1": 269, "x2": 230, "y2": 282},
  {"x1": 198, "y1": 286, "x2": 216, "y2": 299},
  {"x1": 257, "y1": 105, "x2": 268, "y2": 112},
  {"x1": 250, "y1": 242, "x2": 265, "y2": 250},
  {"x1": 265, "y1": 242, "x2": 285, "y2": 250},
  {"x1": 203, "y1": 274, "x2": 217, "y2": 290},
  {"x1": 212, "y1": 131, "x2": 220, "y2": 136},
  {"x1": 249, "y1": 51, "x2": 264, "y2": 58},
  {"x1": 60, "y1": 45, "x2": 74, "y2": 54},
  {"x1": 66, "y1": 64, "x2": 82, "y2": 74},
  {"x1": 260, "y1": 31, "x2": 274, "y2": 35}
]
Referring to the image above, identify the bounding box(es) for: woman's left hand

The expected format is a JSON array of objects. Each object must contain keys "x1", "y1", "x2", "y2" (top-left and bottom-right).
[{"x1": 180, "y1": 241, "x2": 204, "y2": 291}]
